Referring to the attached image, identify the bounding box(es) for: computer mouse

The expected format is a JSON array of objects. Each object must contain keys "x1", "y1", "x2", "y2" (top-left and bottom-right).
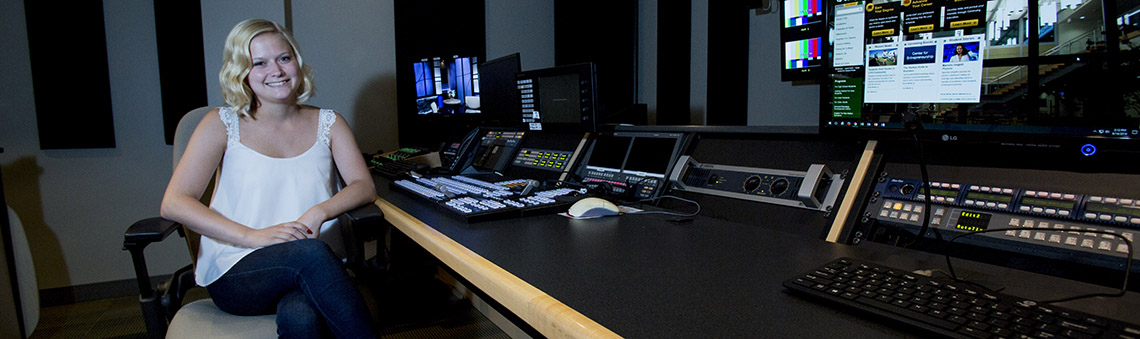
[{"x1": 567, "y1": 197, "x2": 620, "y2": 218}]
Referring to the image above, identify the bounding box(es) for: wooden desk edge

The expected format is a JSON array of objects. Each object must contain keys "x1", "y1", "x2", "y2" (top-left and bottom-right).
[{"x1": 373, "y1": 198, "x2": 622, "y2": 339}]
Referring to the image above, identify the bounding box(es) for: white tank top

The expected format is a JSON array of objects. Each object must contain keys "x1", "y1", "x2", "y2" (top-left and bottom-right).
[{"x1": 195, "y1": 107, "x2": 339, "y2": 286}]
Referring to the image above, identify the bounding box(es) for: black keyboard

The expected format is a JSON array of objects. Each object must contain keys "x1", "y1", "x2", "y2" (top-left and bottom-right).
[{"x1": 784, "y1": 257, "x2": 1140, "y2": 338}]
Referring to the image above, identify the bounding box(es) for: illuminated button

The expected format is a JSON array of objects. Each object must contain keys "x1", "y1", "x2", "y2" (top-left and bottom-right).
[
  {"x1": 1022, "y1": 220, "x2": 1034, "y2": 227},
  {"x1": 1091, "y1": 196, "x2": 1103, "y2": 202},
  {"x1": 1099, "y1": 241, "x2": 1113, "y2": 251},
  {"x1": 1058, "y1": 210, "x2": 1071, "y2": 217},
  {"x1": 1009, "y1": 218, "x2": 1021, "y2": 227},
  {"x1": 1103, "y1": 230, "x2": 1118, "y2": 239},
  {"x1": 998, "y1": 204, "x2": 1009, "y2": 209},
  {"x1": 1116, "y1": 216, "x2": 1128, "y2": 223},
  {"x1": 1002, "y1": 188, "x2": 1013, "y2": 194},
  {"x1": 1106, "y1": 197, "x2": 1119, "y2": 204},
  {"x1": 981, "y1": 187, "x2": 992, "y2": 192},
  {"x1": 893, "y1": 202, "x2": 904, "y2": 210},
  {"x1": 1132, "y1": 218, "x2": 1140, "y2": 225},
  {"x1": 936, "y1": 197, "x2": 946, "y2": 202},
  {"x1": 1069, "y1": 226, "x2": 1082, "y2": 235},
  {"x1": 900, "y1": 212, "x2": 910, "y2": 220},
  {"x1": 903, "y1": 204, "x2": 913, "y2": 212},
  {"x1": 1123, "y1": 232, "x2": 1134, "y2": 241},
  {"x1": 1038, "y1": 222, "x2": 1051, "y2": 228},
  {"x1": 1020, "y1": 206, "x2": 1032, "y2": 212},
  {"x1": 986, "y1": 202, "x2": 997, "y2": 208},
  {"x1": 971, "y1": 185, "x2": 981, "y2": 191},
  {"x1": 1118, "y1": 244, "x2": 1131, "y2": 253},
  {"x1": 935, "y1": 208, "x2": 945, "y2": 216},
  {"x1": 1100, "y1": 214, "x2": 1113, "y2": 221},
  {"x1": 1049, "y1": 234, "x2": 1062, "y2": 243},
  {"x1": 910, "y1": 214, "x2": 921, "y2": 222},
  {"x1": 931, "y1": 217, "x2": 942, "y2": 225},
  {"x1": 1045, "y1": 209, "x2": 1057, "y2": 215},
  {"x1": 917, "y1": 195, "x2": 927, "y2": 201},
  {"x1": 1085, "y1": 213, "x2": 1098, "y2": 219},
  {"x1": 1085, "y1": 228, "x2": 1099, "y2": 236},
  {"x1": 947, "y1": 198, "x2": 956, "y2": 203},
  {"x1": 1018, "y1": 230, "x2": 1032, "y2": 239},
  {"x1": 1064, "y1": 237, "x2": 1079, "y2": 246},
  {"x1": 889, "y1": 211, "x2": 899, "y2": 218},
  {"x1": 952, "y1": 184, "x2": 961, "y2": 189},
  {"x1": 1005, "y1": 230, "x2": 1018, "y2": 236},
  {"x1": 1050, "y1": 193, "x2": 1062, "y2": 199},
  {"x1": 913, "y1": 206, "x2": 924, "y2": 213},
  {"x1": 1081, "y1": 239, "x2": 1096, "y2": 248},
  {"x1": 1063, "y1": 194, "x2": 1076, "y2": 200},
  {"x1": 1122, "y1": 199, "x2": 1135, "y2": 205},
  {"x1": 965, "y1": 199, "x2": 975, "y2": 205},
  {"x1": 880, "y1": 209, "x2": 891, "y2": 217},
  {"x1": 1054, "y1": 224, "x2": 1067, "y2": 229},
  {"x1": 1034, "y1": 233, "x2": 1047, "y2": 241},
  {"x1": 1032, "y1": 207, "x2": 1044, "y2": 213}
]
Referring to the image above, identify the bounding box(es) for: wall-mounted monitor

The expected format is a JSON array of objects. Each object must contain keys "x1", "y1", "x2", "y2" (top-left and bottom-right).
[
  {"x1": 780, "y1": 0, "x2": 827, "y2": 81},
  {"x1": 516, "y1": 62, "x2": 598, "y2": 133}
]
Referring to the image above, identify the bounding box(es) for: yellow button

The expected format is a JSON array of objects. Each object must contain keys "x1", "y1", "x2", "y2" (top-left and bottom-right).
[
  {"x1": 949, "y1": 19, "x2": 978, "y2": 28},
  {"x1": 872, "y1": 28, "x2": 896, "y2": 37},
  {"x1": 908, "y1": 24, "x2": 934, "y2": 33}
]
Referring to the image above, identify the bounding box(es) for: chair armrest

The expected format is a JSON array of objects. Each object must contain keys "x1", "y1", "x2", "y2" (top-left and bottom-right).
[
  {"x1": 338, "y1": 201, "x2": 387, "y2": 271},
  {"x1": 124, "y1": 217, "x2": 183, "y2": 250}
]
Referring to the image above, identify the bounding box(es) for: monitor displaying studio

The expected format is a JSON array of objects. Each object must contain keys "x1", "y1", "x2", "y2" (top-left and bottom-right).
[{"x1": 411, "y1": 55, "x2": 480, "y2": 115}]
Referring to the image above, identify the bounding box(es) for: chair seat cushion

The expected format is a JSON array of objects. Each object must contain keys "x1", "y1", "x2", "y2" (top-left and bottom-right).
[{"x1": 167, "y1": 299, "x2": 277, "y2": 338}]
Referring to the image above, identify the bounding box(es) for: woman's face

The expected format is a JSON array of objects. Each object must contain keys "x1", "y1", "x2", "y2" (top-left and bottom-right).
[
  {"x1": 956, "y1": 45, "x2": 966, "y2": 55},
  {"x1": 246, "y1": 32, "x2": 299, "y2": 105}
]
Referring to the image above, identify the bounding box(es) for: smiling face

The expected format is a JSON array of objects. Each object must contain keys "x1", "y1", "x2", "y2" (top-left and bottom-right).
[
  {"x1": 955, "y1": 44, "x2": 966, "y2": 55},
  {"x1": 246, "y1": 32, "x2": 299, "y2": 106}
]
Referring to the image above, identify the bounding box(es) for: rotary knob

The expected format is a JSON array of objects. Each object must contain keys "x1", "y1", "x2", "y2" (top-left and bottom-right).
[{"x1": 743, "y1": 176, "x2": 762, "y2": 192}]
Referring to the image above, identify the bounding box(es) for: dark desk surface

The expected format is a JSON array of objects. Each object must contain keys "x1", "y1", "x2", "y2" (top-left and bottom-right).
[{"x1": 373, "y1": 177, "x2": 1140, "y2": 338}]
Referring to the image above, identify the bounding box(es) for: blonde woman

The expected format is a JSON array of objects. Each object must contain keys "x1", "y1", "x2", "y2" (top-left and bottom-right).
[{"x1": 161, "y1": 19, "x2": 376, "y2": 338}]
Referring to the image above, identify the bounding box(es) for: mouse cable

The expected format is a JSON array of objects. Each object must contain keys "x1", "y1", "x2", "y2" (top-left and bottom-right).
[
  {"x1": 943, "y1": 228, "x2": 1133, "y2": 304},
  {"x1": 624, "y1": 195, "x2": 701, "y2": 217}
]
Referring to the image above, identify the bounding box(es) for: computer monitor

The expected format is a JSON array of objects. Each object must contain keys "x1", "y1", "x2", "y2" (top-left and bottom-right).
[
  {"x1": 577, "y1": 131, "x2": 688, "y2": 200},
  {"x1": 780, "y1": 0, "x2": 827, "y2": 81},
  {"x1": 411, "y1": 55, "x2": 480, "y2": 115},
  {"x1": 516, "y1": 62, "x2": 598, "y2": 133},
  {"x1": 477, "y1": 53, "x2": 522, "y2": 125},
  {"x1": 819, "y1": 0, "x2": 1140, "y2": 159}
]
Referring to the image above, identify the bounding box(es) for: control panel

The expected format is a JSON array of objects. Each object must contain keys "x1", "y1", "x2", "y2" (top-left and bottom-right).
[
  {"x1": 668, "y1": 156, "x2": 845, "y2": 212},
  {"x1": 512, "y1": 148, "x2": 572, "y2": 172},
  {"x1": 863, "y1": 177, "x2": 1140, "y2": 269}
]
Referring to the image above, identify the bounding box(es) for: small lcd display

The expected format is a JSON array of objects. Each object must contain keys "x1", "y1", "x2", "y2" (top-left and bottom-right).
[
  {"x1": 966, "y1": 192, "x2": 1014, "y2": 203},
  {"x1": 624, "y1": 137, "x2": 680, "y2": 175},
  {"x1": 586, "y1": 136, "x2": 632, "y2": 170},
  {"x1": 1020, "y1": 197, "x2": 1076, "y2": 210},
  {"x1": 926, "y1": 188, "x2": 959, "y2": 198},
  {"x1": 1086, "y1": 203, "x2": 1140, "y2": 218},
  {"x1": 956, "y1": 211, "x2": 991, "y2": 232}
]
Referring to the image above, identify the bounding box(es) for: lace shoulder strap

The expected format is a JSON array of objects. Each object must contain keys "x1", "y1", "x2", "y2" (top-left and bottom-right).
[
  {"x1": 217, "y1": 107, "x2": 241, "y2": 148},
  {"x1": 317, "y1": 109, "x2": 337, "y2": 148}
]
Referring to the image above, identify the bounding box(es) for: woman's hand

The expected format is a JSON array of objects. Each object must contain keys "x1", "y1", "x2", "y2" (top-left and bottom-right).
[{"x1": 242, "y1": 222, "x2": 313, "y2": 247}]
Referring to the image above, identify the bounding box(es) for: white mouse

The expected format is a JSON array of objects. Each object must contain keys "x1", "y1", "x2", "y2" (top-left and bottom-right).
[{"x1": 567, "y1": 197, "x2": 620, "y2": 218}]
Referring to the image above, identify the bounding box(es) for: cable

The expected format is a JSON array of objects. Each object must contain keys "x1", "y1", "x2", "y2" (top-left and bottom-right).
[
  {"x1": 943, "y1": 228, "x2": 1133, "y2": 304},
  {"x1": 900, "y1": 111, "x2": 939, "y2": 248},
  {"x1": 624, "y1": 195, "x2": 701, "y2": 218}
]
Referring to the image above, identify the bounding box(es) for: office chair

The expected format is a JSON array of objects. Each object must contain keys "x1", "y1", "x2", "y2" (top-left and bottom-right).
[
  {"x1": 123, "y1": 106, "x2": 386, "y2": 338},
  {"x1": 464, "y1": 95, "x2": 481, "y2": 114}
]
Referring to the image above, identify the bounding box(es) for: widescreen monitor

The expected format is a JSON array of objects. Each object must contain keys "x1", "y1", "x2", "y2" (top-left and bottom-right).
[{"x1": 819, "y1": 0, "x2": 1140, "y2": 157}]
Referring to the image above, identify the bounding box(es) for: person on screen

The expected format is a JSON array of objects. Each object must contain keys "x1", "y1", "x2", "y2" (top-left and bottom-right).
[
  {"x1": 161, "y1": 19, "x2": 376, "y2": 338},
  {"x1": 949, "y1": 44, "x2": 978, "y2": 62}
]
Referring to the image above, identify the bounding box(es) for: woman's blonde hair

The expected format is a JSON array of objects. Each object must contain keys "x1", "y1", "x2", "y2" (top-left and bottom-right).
[{"x1": 219, "y1": 19, "x2": 314, "y2": 117}]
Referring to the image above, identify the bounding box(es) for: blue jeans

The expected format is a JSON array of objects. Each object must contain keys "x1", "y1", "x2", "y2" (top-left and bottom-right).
[{"x1": 206, "y1": 239, "x2": 375, "y2": 338}]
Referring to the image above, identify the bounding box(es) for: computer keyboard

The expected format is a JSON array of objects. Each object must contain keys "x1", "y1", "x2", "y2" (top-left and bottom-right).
[{"x1": 784, "y1": 257, "x2": 1140, "y2": 338}]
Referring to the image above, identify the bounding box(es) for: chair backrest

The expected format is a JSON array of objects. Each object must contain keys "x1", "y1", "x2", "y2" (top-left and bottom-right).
[
  {"x1": 465, "y1": 95, "x2": 481, "y2": 109},
  {"x1": 174, "y1": 107, "x2": 215, "y2": 262}
]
